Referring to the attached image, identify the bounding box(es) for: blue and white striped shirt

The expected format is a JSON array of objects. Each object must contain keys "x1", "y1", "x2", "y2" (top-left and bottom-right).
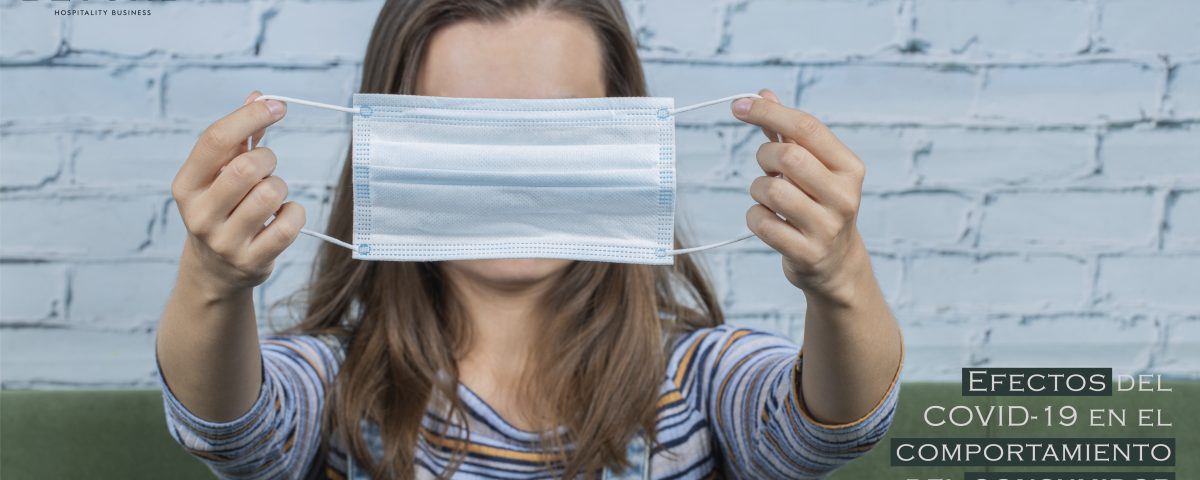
[{"x1": 158, "y1": 325, "x2": 900, "y2": 479}]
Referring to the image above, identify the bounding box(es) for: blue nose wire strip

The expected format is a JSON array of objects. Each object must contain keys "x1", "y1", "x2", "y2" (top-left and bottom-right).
[{"x1": 248, "y1": 93, "x2": 774, "y2": 257}]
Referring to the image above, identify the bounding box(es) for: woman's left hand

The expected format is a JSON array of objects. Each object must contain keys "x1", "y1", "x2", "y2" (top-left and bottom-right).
[{"x1": 732, "y1": 89, "x2": 873, "y2": 306}]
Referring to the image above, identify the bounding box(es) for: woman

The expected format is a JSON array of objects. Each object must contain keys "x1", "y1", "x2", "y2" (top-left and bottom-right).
[{"x1": 155, "y1": 0, "x2": 903, "y2": 478}]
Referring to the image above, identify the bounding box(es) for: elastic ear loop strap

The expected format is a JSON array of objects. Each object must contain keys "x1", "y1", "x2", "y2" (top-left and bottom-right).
[
  {"x1": 249, "y1": 95, "x2": 358, "y2": 250},
  {"x1": 249, "y1": 93, "x2": 775, "y2": 256},
  {"x1": 663, "y1": 93, "x2": 778, "y2": 255}
]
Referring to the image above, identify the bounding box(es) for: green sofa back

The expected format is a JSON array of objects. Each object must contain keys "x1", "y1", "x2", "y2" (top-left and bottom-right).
[{"x1": 2, "y1": 383, "x2": 1193, "y2": 479}]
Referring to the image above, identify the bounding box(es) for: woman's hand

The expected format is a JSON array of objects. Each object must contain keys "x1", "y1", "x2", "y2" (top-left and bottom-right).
[
  {"x1": 732, "y1": 89, "x2": 873, "y2": 308},
  {"x1": 171, "y1": 91, "x2": 305, "y2": 296},
  {"x1": 733, "y1": 89, "x2": 902, "y2": 425}
]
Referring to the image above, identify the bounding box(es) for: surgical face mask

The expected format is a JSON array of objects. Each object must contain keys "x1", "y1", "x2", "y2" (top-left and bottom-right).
[{"x1": 252, "y1": 92, "x2": 768, "y2": 265}]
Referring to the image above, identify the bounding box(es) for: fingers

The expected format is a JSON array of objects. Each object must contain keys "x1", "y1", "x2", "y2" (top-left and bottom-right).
[
  {"x1": 749, "y1": 175, "x2": 837, "y2": 235},
  {"x1": 224, "y1": 175, "x2": 289, "y2": 242},
  {"x1": 197, "y1": 147, "x2": 279, "y2": 222},
  {"x1": 174, "y1": 92, "x2": 287, "y2": 193},
  {"x1": 249, "y1": 201, "x2": 306, "y2": 261},
  {"x1": 745, "y1": 204, "x2": 816, "y2": 261},
  {"x1": 756, "y1": 142, "x2": 841, "y2": 202},
  {"x1": 731, "y1": 94, "x2": 860, "y2": 174}
]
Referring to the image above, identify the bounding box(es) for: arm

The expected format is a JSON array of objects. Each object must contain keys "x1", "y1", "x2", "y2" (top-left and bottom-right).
[
  {"x1": 732, "y1": 89, "x2": 903, "y2": 424},
  {"x1": 154, "y1": 91, "x2": 324, "y2": 477},
  {"x1": 156, "y1": 252, "x2": 261, "y2": 424},
  {"x1": 158, "y1": 335, "x2": 339, "y2": 479},
  {"x1": 684, "y1": 326, "x2": 900, "y2": 479},
  {"x1": 801, "y1": 235, "x2": 903, "y2": 423},
  {"x1": 156, "y1": 91, "x2": 301, "y2": 422}
]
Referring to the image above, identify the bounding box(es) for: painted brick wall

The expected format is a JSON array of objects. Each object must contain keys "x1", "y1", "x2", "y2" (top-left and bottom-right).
[{"x1": 1, "y1": 0, "x2": 1197, "y2": 387}]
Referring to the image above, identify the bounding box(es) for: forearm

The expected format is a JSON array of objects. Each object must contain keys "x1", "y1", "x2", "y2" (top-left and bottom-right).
[
  {"x1": 799, "y1": 233, "x2": 903, "y2": 424},
  {"x1": 156, "y1": 243, "x2": 264, "y2": 422}
]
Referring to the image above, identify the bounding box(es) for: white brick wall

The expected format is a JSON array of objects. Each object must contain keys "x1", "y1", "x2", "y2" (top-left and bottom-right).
[{"x1": 1, "y1": 0, "x2": 1196, "y2": 387}]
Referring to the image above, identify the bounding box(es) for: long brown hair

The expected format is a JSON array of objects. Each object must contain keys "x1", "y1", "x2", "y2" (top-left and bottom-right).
[{"x1": 278, "y1": 1, "x2": 724, "y2": 478}]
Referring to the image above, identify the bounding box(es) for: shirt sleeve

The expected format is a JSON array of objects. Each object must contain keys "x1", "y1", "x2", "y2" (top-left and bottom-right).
[
  {"x1": 677, "y1": 325, "x2": 901, "y2": 479},
  {"x1": 156, "y1": 334, "x2": 341, "y2": 480}
]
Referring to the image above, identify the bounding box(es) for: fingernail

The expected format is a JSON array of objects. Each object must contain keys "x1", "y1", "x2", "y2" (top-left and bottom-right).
[
  {"x1": 733, "y1": 98, "x2": 753, "y2": 116},
  {"x1": 265, "y1": 100, "x2": 285, "y2": 116}
]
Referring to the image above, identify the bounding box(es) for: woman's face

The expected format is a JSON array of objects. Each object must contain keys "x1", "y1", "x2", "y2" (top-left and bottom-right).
[{"x1": 415, "y1": 10, "x2": 606, "y2": 286}]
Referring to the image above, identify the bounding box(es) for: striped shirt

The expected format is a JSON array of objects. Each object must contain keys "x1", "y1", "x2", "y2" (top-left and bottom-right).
[{"x1": 158, "y1": 325, "x2": 900, "y2": 479}]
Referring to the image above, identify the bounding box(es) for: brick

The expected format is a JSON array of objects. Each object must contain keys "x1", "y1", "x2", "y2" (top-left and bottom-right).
[
  {"x1": 727, "y1": 251, "x2": 805, "y2": 314},
  {"x1": 801, "y1": 65, "x2": 977, "y2": 122},
  {"x1": 0, "y1": 195, "x2": 157, "y2": 257},
  {"x1": 722, "y1": 251, "x2": 899, "y2": 314},
  {"x1": 4, "y1": 0, "x2": 1199, "y2": 387},
  {"x1": 870, "y1": 253, "x2": 902, "y2": 303},
  {"x1": 1169, "y1": 63, "x2": 1200, "y2": 117},
  {"x1": 725, "y1": 0, "x2": 896, "y2": 55},
  {"x1": 68, "y1": 2, "x2": 256, "y2": 56},
  {"x1": 0, "y1": 263, "x2": 66, "y2": 322},
  {"x1": 981, "y1": 190, "x2": 1157, "y2": 247},
  {"x1": 260, "y1": 130, "x2": 351, "y2": 185},
  {"x1": 0, "y1": 1, "x2": 61, "y2": 59},
  {"x1": 919, "y1": 130, "x2": 1093, "y2": 185},
  {"x1": 636, "y1": 0, "x2": 724, "y2": 55},
  {"x1": 1157, "y1": 320, "x2": 1200, "y2": 376},
  {"x1": 73, "y1": 132, "x2": 196, "y2": 188},
  {"x1": 908, "y1": 253, "x2": 1088, "y2": 310},
  {"x1": 675, "y1": 127, "x2": 729, "y2": 186},
  {"x1": 0, "y1": 66, "x2": 157, "y2": 121},
  {"x1": 143, "y1": 197, "x2": 187, "y2": 257},
  {"x1": 165, "y1": 67, "x2": 357, "y2": 126},
  {"x1": 896, "y1": 318, "x2": 977, "y2": 381},
  {"x1": 917, "y1": 0, "x2": 1090, "y2": 54},
  {"x1": 977, "y1": 63, "x2": 1160, "y2": 122},
  {"x1": 833, "y1": 128, "x2": 913, "y2": 189},
  {"x1": 981, "y1": 315, "x2": 1154, "y2": 372},
  {"x1": 620, "y1": 0, "x2": 642, "y2": 29},
  {"x1": 69, "y1": 262, "x2": 178, "y2": 328},
  {"x1": 1101, "y1": 127, "x2": 1200, "y2": 180},
  {"x1": 1100, "y1": 0, "x2": 1200, "y2": 54},
  {"x1": 0, "y1": 328, "x2": 156, "y2": 386},
  {"x1": 858, "y1": 192, "x2": 972, "y2": 246},
  {"x1": 259, "y1": 0, "x2": 383, "y2": 59},
  {"x1": 0, "y1": 133, "x2": 64, "y2": 189},
  {"x1": 1098, "y1": 255, "x2": 1200, "y2": 308},
  {"x1": 1165, "y1": 191, "x2": 1200, "y2": 249},
  {"x1": 644, "y1": 63, "x2": 798, "y2": 123},
  {"x1": 676, "y1": 187, "x2": 759, "y2": 250},
  {"x1": 725, "y1": 127, "x2": 766, "y2": 186}
]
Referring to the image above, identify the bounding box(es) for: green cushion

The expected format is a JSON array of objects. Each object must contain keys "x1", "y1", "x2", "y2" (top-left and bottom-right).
[
  {"x1": 2, "y1": 383, "x2": 1194, "y2": 479},
  {"x1": 0, "y1": 389, "x2": 212, "y2": 479}
]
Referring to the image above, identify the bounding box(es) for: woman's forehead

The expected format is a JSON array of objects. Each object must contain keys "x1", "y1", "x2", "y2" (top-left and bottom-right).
[{"x1": 415, "y1": 10, "x2": 606, "y2": 99}]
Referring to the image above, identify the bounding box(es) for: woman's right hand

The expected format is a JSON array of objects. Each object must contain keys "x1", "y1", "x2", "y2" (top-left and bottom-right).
[{"x1": 171, "y1": 91, "x2": 306, "y2": 295}]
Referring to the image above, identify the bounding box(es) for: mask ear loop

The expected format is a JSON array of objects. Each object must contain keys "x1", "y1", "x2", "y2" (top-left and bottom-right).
[
  {"x1": 249, "y1": 95, "x2": 361, "y2": 251},
  {"x1": 664, "y1": 93, "x2": 782, "y2": 256}
]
